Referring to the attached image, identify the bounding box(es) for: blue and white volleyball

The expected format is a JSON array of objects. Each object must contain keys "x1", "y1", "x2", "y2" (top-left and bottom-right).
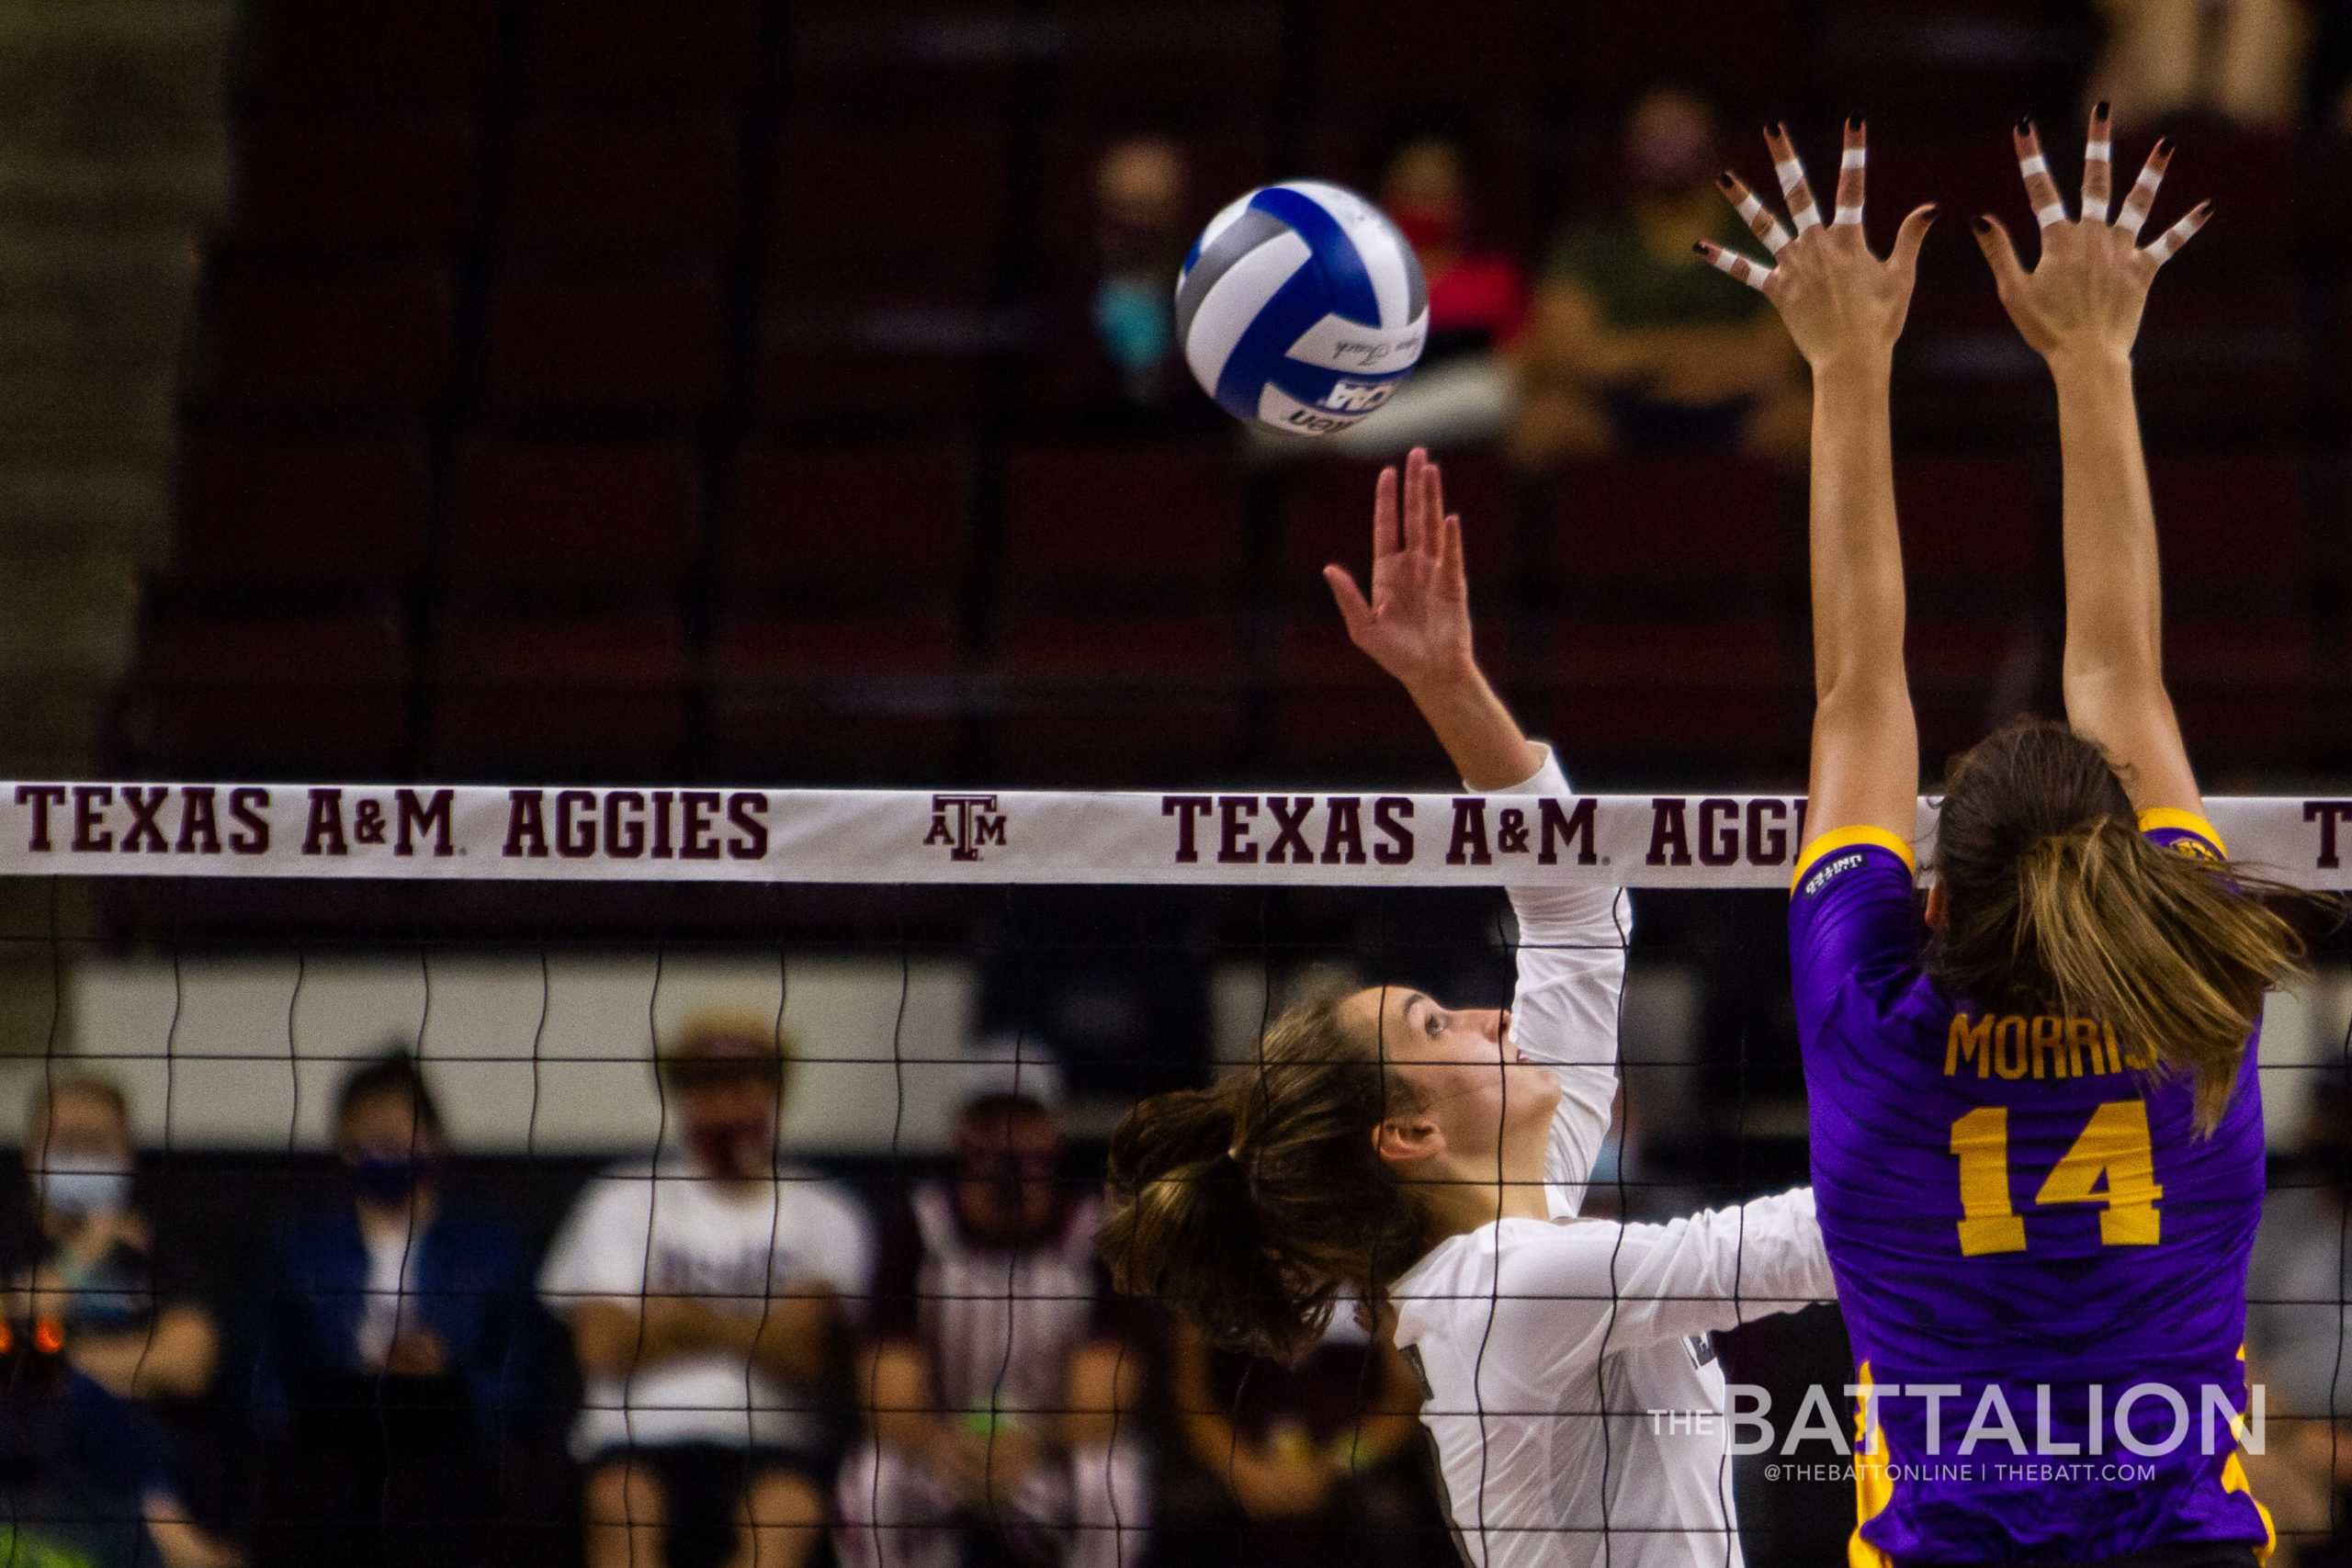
[{"x1": 1176, "y1": 180, "x2": 1428, "y2": 436}]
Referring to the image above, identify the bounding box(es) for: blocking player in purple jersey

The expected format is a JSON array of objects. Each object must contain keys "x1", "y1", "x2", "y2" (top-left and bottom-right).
[{"x1": 1704, "y1": 112, "x2": 2317, "y2": 1565}]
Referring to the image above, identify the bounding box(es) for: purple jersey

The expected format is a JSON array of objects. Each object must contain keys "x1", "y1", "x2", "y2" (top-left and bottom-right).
[{"x1": 1790, "y1": 815, "x2": 2272, "y2": 1565}]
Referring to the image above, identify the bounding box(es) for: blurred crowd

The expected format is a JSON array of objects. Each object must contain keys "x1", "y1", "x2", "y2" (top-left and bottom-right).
[{"x1": 0, "y1": 1018, "x2": 1454, "y2": 1568}]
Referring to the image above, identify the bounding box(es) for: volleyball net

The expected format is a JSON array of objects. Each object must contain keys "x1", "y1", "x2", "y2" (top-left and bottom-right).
[{"x1": 0, "y1": 778, "x2": 2346, "y2": 1567}]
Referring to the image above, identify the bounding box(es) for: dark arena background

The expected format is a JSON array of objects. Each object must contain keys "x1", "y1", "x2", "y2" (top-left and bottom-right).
[{"x1": 0, "y1": 2, "x2": 2345, "y2": 1566}]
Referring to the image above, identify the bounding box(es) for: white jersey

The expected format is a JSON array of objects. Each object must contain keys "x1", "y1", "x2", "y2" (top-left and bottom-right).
[
  {"x1": 538, "y1": 1156, "x2": 875, "y2": 1456},
  {"x1": 1389, "y1": 747, "x2": 1837, "y2": 1568}
]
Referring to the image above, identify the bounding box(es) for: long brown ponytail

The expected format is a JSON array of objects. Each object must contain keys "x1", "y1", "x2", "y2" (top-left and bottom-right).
[
  {"x1": 1096, "y1": 990, "x2": 1435, "y2": 1360},
  {"x1": 1933, "y1": 718, "x2": 2316, "y2": 1132}
]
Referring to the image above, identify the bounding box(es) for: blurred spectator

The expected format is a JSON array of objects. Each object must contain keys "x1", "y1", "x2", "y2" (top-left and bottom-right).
[
  {"x1": 541, "y1": 1014, "x2": 872, "y2": 1568},
  {"x1": 1158, "y1": 1310, "x2": 1440, "y2": 1568},
  {"x1": 2246, "y1": 1072, "x2": 2352, "y2": 1564},
  {"x1": 5, "y1": 1073, "x2": 240, "y2": 1568},
  {"x1": 836, "y1": 1048, "x2": 1148, "y2": 1568},
  {"x1": 251, "y1": 1047, "x2": 538, "y2": 1568},
  {"x1": 1084, "y1": 137, "x2": 1198, "y2": 425},
  {"x1": 2089, "y1": 0, "x2": 2310, "y2": 130},
  {"x1": 1315, "y1": 136, "x2": 1527, "y2": 457},
  {"x1": 1518, "y1": 87, "x2": 1807, "y2": 467}
]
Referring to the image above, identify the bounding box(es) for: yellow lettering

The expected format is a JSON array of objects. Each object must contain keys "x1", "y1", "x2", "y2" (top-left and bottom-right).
[
  {"x1": 1995, "y1": 1016, "x2": 2029, "y2": 1079},
  {"x1": 1951, "y1": 1106, "x2": 2029, "y2": 1255},
  {"x1": 1945, "y1": 1013, "x2": 1994, "y2": 1077},
  {"x1": 2031, "y1": 1015, "x2": 2067, "y2": 1080},
  {"x1": 2102, "y1": 1022, "x2": 2124, "y2": 1075},
  {"x1": 2034, "y1": 1100, "x2": 2163, "y2": 1246},
  {"x1": 2067, "y1": 1018, "x2": 2100, "y2": 1077}
]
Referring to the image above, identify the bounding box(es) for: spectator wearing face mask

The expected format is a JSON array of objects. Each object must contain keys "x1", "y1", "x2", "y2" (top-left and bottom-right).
[
  {"x1": 6, "y1": 1072, "x2": 242, "y2": 1568},
  {"x1": 541, "y1": 1015, "x2": 873, "y2": 1568},
  {"x1": 250, "y1": 1047, "x2": 537, "y2": 1568},
  {"x1": 1069, "y1": 135, "x2": 1225, "y2": 433},
  {"x1": 1310, "y1": 136, "x2": 1527, "y2": 457},
  {"x1": 1518, "y1": 85, "x2": 1809, "y2": 466},
  {"x1": 836, "y1": 1046, "x2": 1148, "y2": 1568}
]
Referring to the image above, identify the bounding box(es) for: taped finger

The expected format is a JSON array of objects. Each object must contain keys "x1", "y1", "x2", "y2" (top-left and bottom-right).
[
  {"x1": 1833, "y1": 116, "x2": 1866, "y2": 226},
  {"x1": 2015, "y1": 118, "x2": 2068, "y2": 230},
  {"x1": 1717, "y1": 171, "x2": 1792, "y2": 254},
  {"x1": 1765, "y1": 122, "x2": 1823, "y2": 232},
  {"x1": 1693, "y1": 241, "x2": 1773, "y2": 292},
  {"x1": 2116, "y1": 139, "x2": 2172, "y2": 237},
  {"x1": 2082, "y1": 101, "x2": 2113, "y2": 222},
  {"x1": 2143, "y1": 199, "x2": 2211, "y2": 265}
]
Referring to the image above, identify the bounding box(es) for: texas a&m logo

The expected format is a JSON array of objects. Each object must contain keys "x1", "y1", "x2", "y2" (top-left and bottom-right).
[{"x1": 925, "y1": 794, "x2": 1005, "y2": 863}]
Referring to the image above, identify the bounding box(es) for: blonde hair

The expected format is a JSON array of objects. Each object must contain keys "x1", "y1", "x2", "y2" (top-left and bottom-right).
[{"x1": 1935, "y1": 719, "x2": 2318, "y2": 1131}]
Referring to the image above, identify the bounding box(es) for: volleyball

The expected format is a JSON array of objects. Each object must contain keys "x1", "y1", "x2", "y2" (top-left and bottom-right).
[{"x1": 1175, "y1": 179, "x2": 1429, "y2": 435}]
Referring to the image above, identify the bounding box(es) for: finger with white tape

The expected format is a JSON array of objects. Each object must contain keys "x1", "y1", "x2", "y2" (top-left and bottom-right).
[
  {"x1": 2082, "y1": 101, "x2": 2113, "y2": 222},
  {"x1": 1693, "y1": 241, "x2": 1772, "y2": 292},
  {"x1": 2143, "y1": 199, "x2": 2211, "y2": 265},
  {"x1": 2014, "y1": 117, "x2": 2068, "y2": 230},
  {"x1": 1764, "y1": 121, "x2": 1823, "y2": 232},
  {"x1": 1715, "y1": 171, "x2": 1792, "y2": 254},
  {"x1": 2116, "y1": 139, "x2": 2172, "y2": 238},
  {"x1": 1833, "y1": 116, "x2": 1866, "y2": 226}
]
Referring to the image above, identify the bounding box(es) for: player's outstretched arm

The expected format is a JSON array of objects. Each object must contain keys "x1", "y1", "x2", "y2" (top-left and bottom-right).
[
  {"x1": 1974, "y1": 107, "x2": 2211, "y2": 817},
  {"x1": 1325, "y1": 445, "x2": 1540, "y2": 789},
  {"x1": 1702, "y1": 120, "x2": 1935, "y2": 845}
]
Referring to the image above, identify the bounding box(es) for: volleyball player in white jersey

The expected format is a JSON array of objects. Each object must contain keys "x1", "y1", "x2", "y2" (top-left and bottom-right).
[{"x1": 1099, "y1": 446, "x2": 1837, "y2": 1568}]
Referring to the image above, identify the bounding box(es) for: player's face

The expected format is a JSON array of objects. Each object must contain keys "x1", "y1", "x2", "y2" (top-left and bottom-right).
[{"x1": 1345, "y1": 986, "x2": 1558, "y2": 1166}]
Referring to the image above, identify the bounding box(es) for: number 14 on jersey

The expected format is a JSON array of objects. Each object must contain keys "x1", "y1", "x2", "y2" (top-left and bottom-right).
[{"x1": 1951, "y1": 1101, "x2": 2163, "y2": 1256}]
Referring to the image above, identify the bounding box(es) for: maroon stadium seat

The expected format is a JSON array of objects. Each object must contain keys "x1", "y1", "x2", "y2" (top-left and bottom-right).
[
  {"x1": 783, "y1": 0, "x2": 1023, "y2": 113},
  {"x1": 503, "y1": 118, "x2": 743, "y2": 262},
  {"x1": 722, "y1": 444, "x2": 973, "y2": 600},
  {"x1": 430, "y1": 609, "x2": 689, "y2": 778},
  {"x1": 523, "y1": 0, "x2": 763, "y2": 109},
  {"x1": 770, "y1": 122, "x2": 1008, "y2": 281},
  {"x1": 2148, "y1": 453, "x2": 2313, "y2": 614},
  {"x1": 991, "y1": 611, "x2": 1247, "y2": 784},
  {"x1": 449, "y1": 441, "x2": 701, "y2": 595},
  {"x1": 753, "y1": 289, "x2": 999, "y2": 417},
  {"x1": 1560, "y1": 0, "x2": 1795, "y2": 101},
  {"x1": 707, "y1": 608, "x2": 965, "y2": 780},
  {"x1": 1544, "y1": 455, "x2": 1795, "y2": 610},
  {"x1": 1544, "y1": 616, "x2": 1808, "y2": 773},
  {"x1": 2165, "y1": 616, "x2": 2319, "y2": 771},
  {"x1": 1047, "y1": 0, "x2": 1284, "y2": 109},
  {"x1": 1894, "y1": 455, "x2": 2047, "y2": 602},
  {"x1": 1908, "y1": 615, "x2": 2053, "y2": 764},
  {"x1": 2134, "y1": 271, "x2": 2311, "y2": 425},
  {"x1": 1263, "y1": 610, "x2": 1517, "y2": 775},
  {"x1": 1001, "y1": 444, "x2": 1245, "y2": 594},
  {"x1": 173, "y1": 434, "x2": 426, "y2": 592},
  {"x1": 1277, "y1": 452, "x2": 1520, "y2": 594},
  {"x1": 481, "y1": 269, "x2": 727, "y2": 412},
  {"x1": 206, "y1": 266, "x2": 454, "y2": 412},
  {"x1": 236, "y1": 118, "x2": 479, "y2": 254},
  {"x1": 250, "y1": 0, "x2": 497, "y2": 111},
  {"x1": 1306, "y1": 0, "x2": 1544, "y2": 104},
  {"x1": 133, "y1": 610, "x2": 409, "y2": 775}
]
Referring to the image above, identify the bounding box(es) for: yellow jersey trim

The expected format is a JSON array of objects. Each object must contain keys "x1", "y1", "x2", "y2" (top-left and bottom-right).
[
  {"x1": 1849, "y1": 1361, "x2": 1895, "y2": 1568},
  {"x1": 1792, "y1": 827, "x2": 1918, "y2": 895},
  {"x1": 2137, "y1": 807, "x2": 2228, "y2": 858}
]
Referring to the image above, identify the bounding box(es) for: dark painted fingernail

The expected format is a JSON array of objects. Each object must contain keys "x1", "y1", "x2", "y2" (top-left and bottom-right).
[
  {"x1": 2016, "y1": 115, "x2": 2033, "y2": 133},
  {"x1": 1765, "y1": 120, "x2": 1783, "y2": 138},
  {"x1": 2094, "y1": 100, "x2": 2111, "y2": 119},
  {"x1": 2154, "y1": 137, "x2": 2174, "y2": 157},
  {"x1": 1717, "y1": 171, "x2": 1736, "y2": 188},
  {"x1": 1848, "y1": 113, "x2": 1864, "y2": 130},
  {"x1": 1691, "y1": 242, "x2": 1710, "y2": 255},
  {"x1": 1973, "y1": 217, "x2": 1992, "y2": 234},
  {"x1": 1921, "y1": 204, "x2": 1940, "y2": 220}
]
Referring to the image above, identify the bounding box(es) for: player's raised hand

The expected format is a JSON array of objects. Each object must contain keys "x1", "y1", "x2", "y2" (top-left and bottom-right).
[
  {"x1": 1973, "y1": 105, "x2": 2211, "y2": 366},
  {"x1": 1696, "y1": 118, "x2": 1939, "y2": 369},
  {"x1": 1323, "y1": 446, "x2": 1476, "y2": 694}
]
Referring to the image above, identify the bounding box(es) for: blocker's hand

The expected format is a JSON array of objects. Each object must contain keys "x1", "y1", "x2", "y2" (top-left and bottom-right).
[
  {"x1": 1324, "y1": 446, "x2": 1476, "y2": 694},
  {"x1": 1973, "y1": 105, "x2": 2210, "y2": 367},
  {"x1": 1697, "y1": 118, "x2": 1938, "y2": 369}
]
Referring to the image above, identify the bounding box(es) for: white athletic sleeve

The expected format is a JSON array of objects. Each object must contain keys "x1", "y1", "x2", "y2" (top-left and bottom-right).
[
  {"x1": 1476, "y1": 743, "x2": 1631, "y2": 1217},
  {"x1": 1502, "y1": 1188, "x2": 1836, "y2": 1384}
]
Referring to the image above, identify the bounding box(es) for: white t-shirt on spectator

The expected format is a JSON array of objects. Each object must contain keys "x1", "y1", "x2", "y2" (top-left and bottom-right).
[{"x1": 539, "y1": 1155, "x2": 874, "y2": 1457}]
